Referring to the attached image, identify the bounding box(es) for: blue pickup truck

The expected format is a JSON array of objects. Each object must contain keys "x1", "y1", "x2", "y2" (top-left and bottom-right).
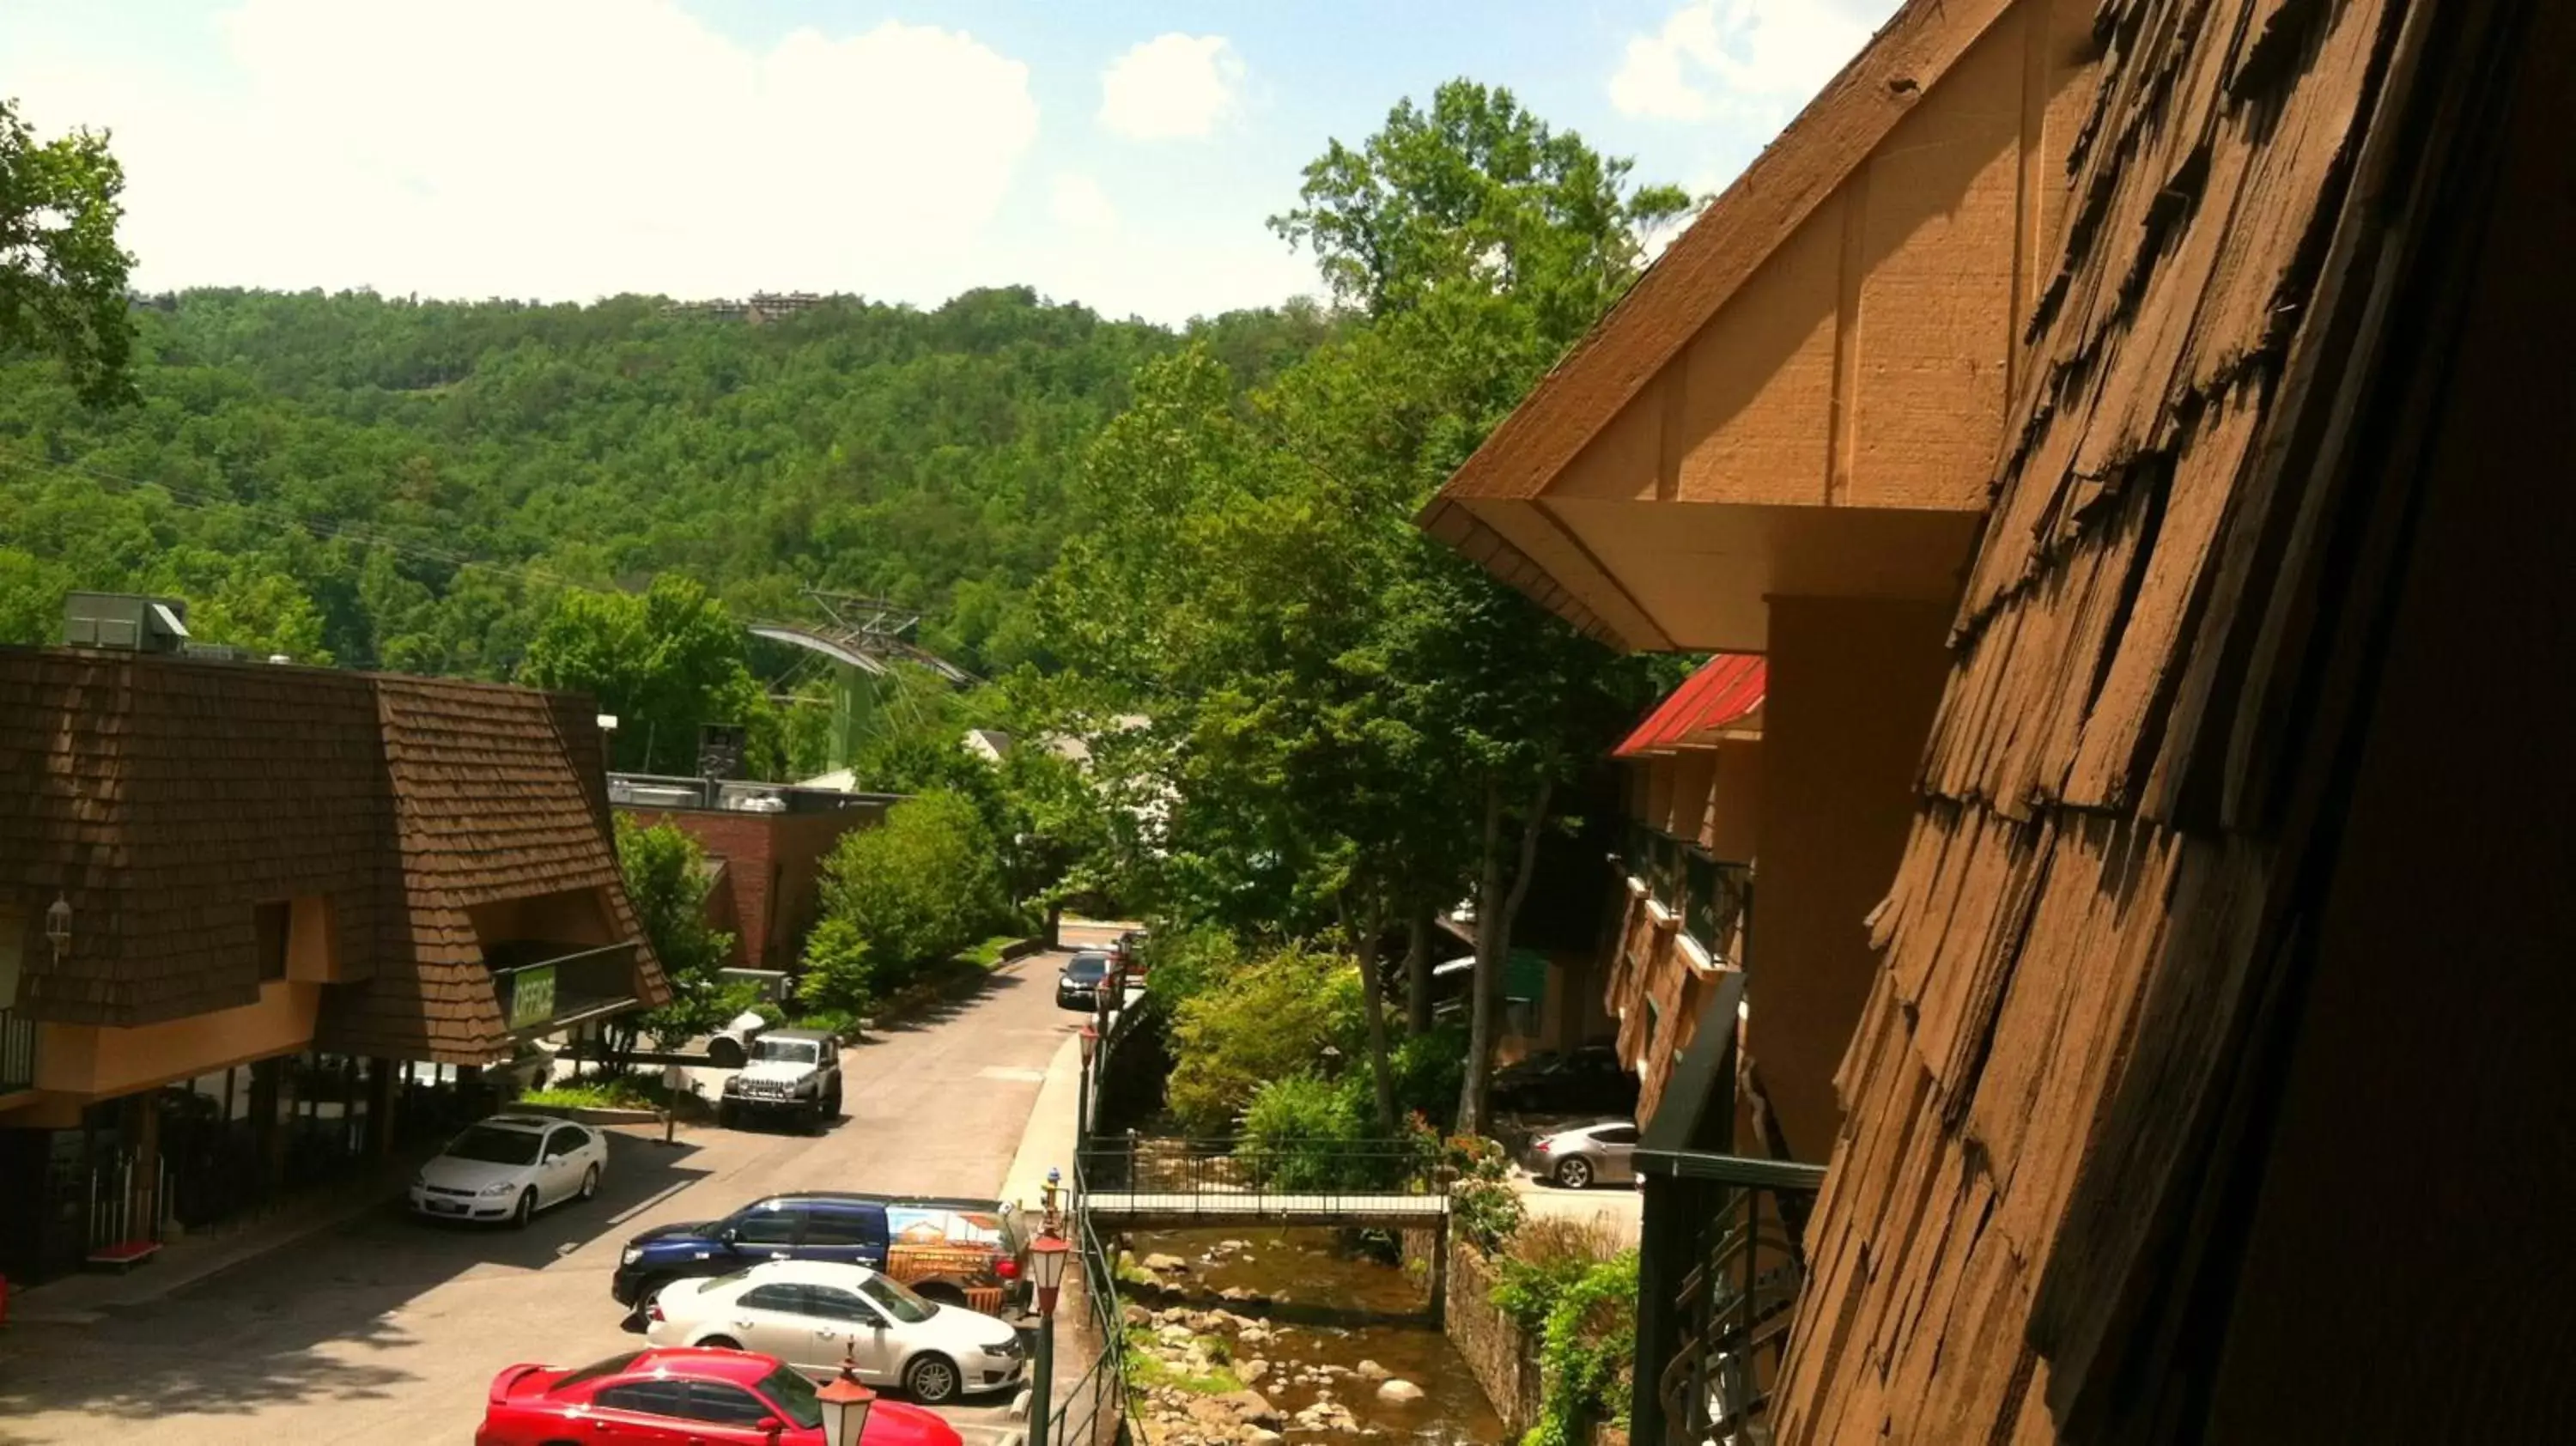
[{"x1": 612, "y1": 1191, "x2": 1028, "y2": 1314}]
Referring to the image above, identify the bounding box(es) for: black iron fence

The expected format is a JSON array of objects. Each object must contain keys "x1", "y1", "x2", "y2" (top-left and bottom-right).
[
  {"x1": 1, "y1": 1005, "x2": 37, "y2": 1093},
  {"x1": 1077, "y1": 1133, "x2": 1446, "y2": 1201},
  {"x1": 1042, "y1": 1195, "x2": 1132, "y2": 1446}
]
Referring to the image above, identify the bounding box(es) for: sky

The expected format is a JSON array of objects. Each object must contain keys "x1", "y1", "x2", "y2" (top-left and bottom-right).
[{"x1": 2, "y1": 0, "x2": 1902, "y2": 325}]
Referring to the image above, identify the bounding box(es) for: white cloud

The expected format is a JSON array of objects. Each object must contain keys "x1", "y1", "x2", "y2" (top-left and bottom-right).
[
  {"x1": 9, "y1": 0, "x2": 1040, "y2": 301},
  {"x1": 1097, "y1": 33, "x2": 1242, "y2": 140},
  {"x1": 1610, "y1": 0, "x2": 1886, "y2": 122},
  {"x1": 1049, "y1": 173, "x2": 1118, "y2": 233}
]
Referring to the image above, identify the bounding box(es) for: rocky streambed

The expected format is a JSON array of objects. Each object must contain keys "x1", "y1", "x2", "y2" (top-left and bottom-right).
[{"x1": 1118, "y1": 1227, "x2": 1505, "y2": 1444}]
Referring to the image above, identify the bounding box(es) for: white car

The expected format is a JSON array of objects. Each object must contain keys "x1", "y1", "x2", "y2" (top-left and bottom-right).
[
  {"x1": 645, "y1": 1259, "x2": 1026, "y2": 1405},
  {"x1": 409, "y1": 1114, "x2": 608, "y2": 1227}
]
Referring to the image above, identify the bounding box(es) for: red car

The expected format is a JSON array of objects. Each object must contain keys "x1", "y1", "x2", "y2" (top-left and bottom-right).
[{"x1": 477, "y1": 1346, "x2": 963, "y2": 1446}]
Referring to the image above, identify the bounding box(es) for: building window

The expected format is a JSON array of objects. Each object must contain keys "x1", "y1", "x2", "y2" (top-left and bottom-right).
[{"x1": 253, "y1": 902, "x2": 289, "y2": 981}]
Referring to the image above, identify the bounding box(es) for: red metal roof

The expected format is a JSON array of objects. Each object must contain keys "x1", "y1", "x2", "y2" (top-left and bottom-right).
[{"x1": 1613, "y1": 654, "x2": 1766, "y2": 757}]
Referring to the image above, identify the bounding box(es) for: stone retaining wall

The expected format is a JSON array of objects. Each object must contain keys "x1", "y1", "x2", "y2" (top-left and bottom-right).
[{"x1": 1443, "y1": 1237, "x2": 1546, "y2": 1437}]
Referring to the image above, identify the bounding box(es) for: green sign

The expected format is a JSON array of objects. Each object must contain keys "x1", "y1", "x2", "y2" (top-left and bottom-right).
[{"x1": 507, "y1": 963, "x2": 557, "y2": 1030}]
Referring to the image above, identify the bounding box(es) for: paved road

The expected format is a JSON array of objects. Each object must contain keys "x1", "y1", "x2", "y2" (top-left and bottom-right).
[{"x1": 0, "y1": 952, "x2": 1086, "y2": 1446}]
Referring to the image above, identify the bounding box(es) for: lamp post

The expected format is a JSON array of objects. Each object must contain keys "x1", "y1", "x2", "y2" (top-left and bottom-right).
[
  {"x1": 1026, "y1": 1224, "x2": 1072, "y2": 1446},
  {"x1": 815, "y1": 1346, "x2": 877, "y2": 1446},
  {"x1": 1076, "y1": 1024, "x2": 1100, "y2": 1147}
]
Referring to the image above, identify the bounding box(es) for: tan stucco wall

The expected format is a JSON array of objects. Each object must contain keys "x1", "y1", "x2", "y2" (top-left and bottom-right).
[
  {"x1": 33, "y1": 979, "x2": 320, "y2": 1101},
  {"x1": 1707, "y1": 738, "x2": 1765, "y2": 860},
  {"x1": 1750, "y1": 597, "x2": 1952, "y2": 1161}
]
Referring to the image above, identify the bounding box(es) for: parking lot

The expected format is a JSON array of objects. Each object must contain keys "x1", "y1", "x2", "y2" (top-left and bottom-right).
[{"x1": 0, "y1": 954, "x2": 1083, "y2": 1446}]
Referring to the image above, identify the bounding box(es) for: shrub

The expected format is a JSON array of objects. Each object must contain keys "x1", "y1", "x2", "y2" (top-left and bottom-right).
[
  {"x1": 787, "y1": 1008, "x2": 859, "y2": 1039},
  {"x1": 796, "y1": 914, "x2": 878, "y2": 1015},
  {"x1": 1445, "y1": 1134, "x2": 1526, "y2": 1255},
  {"x1": 1164, "y1": 944, "x2": 1364, "y2": 1133},
  {"x1": 804, "y1": 789, "x2": 1008, "y2": 1004},
  {"x1": 1491, "y1": 1216, "x2": 1632, "y2": 1333},
  {"x1": 1525, "y1": 1251, "x2": 1638, "y2": 1446},
  {"x1": 1239, "y1": 1073, "x2": 1366, "y2": 1189}
]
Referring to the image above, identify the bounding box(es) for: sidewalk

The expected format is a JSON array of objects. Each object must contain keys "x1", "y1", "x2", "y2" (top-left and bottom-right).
[{"x1": 8, "y1": 1156, "x2": 416, "y2": 1324}]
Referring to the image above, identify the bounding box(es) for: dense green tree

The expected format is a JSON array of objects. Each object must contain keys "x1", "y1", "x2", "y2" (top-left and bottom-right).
[
  {"x1": 1048, "y1": 81, "x2": 1686, "y2": 1134},
  {"x1": 614, "y1": 815, "x2": 739, "y2": 1048},
  {"x1": 518, "y1": 576, "x2": 768, "y2": 775},
  {"x1": 1, "y1": 97, "x2": 134, "y2": 404},
  {"x1": 796, "y1": 790, "x2": 1008, "y2": 1015}
]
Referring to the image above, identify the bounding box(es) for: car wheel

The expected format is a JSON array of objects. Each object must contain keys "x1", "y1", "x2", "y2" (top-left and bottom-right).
[
  {"x1": 511, "y1": 1187, "x2": 538, "y2": 1228},
  {"x1": 716, "y1": 1103, "x2": 734, "y2": 1129},
  {"x1": 578, "y1": 1164, "x2": 599, "y2": 1202},
  {"x1": 824, "y1": 1081, "x2": 842, "y2": 1114},
  {"x1": 904, "y1": 1352, "x2": 962, "y2": 1405},
  {"x1": 1554, "y1": 1157, "x2": 1595, "y2": 1189},
  {"x1": 699, "y1": 1334, "x2": 742, "y2": 1352},
  {"x1": 707, "y1": 1036, "x2": 746, "y2": 1069}
]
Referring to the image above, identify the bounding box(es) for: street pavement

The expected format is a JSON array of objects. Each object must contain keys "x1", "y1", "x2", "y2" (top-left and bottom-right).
[{"x1": 0, "y1": 949, "x2": 1094, "y2": 1446}]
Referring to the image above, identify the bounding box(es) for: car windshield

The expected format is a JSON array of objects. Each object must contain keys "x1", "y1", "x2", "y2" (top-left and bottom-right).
[
  {"x1": 443, "y1": 1124, "x2": 542, "y2": 1165},
  {"x1": 550, "y1": 1352, "x2": 644, "y2": 1394},
  {"x1": 756, "y1": 1364, "x2": 825, "y2": 1429},
  {"x1": 750, "y1": 1037, "x2": 818, "y2": 1065},
  {"x1": 858, "y1": 1272, "x2": 939, "y2": 1325},
  {"x1": 1066, "y1": 956, "x2": 1108, "y2": 981}
]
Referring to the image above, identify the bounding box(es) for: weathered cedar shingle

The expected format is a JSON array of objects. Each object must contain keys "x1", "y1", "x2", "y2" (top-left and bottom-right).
[
  {"x1": 0, "y1": 647, "x2": 667, "y2": 1065},
  {"x1": 1775, "y1": 0, "x2": 2412, "y2": 1439}
]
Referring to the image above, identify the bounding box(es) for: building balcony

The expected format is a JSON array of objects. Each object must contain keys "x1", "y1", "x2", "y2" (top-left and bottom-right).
[
  {"x1": 1620, "y1": 821, "x2": 1754, "y2": 969},
  {"x1": 484, "y1": 940, "x2": 647, "y2": 1040}
]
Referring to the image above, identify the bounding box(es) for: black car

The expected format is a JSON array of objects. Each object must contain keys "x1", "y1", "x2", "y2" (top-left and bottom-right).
[
  {"x1": 1055, "y1": 951, "x2": 1111, "y2": 1012},
  {"x1": 1492, "y1": 1044, "x2": 1640, "y2": 1115}
]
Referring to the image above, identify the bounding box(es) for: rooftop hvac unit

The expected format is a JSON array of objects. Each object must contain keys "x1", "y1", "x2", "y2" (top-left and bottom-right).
[{"x1": 62, "y1": 593, "x2": 191, "y2": 653}]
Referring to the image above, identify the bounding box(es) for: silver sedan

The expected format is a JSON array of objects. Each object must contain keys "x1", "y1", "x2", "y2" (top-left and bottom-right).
[{"x1": 1525, "y1": 1120, "x2": 1641, "y2": 1188}]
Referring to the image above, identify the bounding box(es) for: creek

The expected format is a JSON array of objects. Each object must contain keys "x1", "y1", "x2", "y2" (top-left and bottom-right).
[{"x1": 1119, "y1": 1224, "x2": 1507, "y2": 1443}]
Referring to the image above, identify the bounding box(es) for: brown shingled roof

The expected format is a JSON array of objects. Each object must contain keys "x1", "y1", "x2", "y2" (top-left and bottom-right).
[{"x1": 1, "y1": 647, "x2": 665, "y2": 1063}]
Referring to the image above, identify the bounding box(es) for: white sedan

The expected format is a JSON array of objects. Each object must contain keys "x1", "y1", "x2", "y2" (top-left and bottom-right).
[
  {"x1": 408, "y1": 1114, "x2": 608, "y2": 1227},
  {"x1": 645, "y1": 1260, "x2": 1026, "y2": 1405}
]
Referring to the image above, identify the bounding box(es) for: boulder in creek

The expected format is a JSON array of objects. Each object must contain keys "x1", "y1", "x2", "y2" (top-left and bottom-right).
[
  {"x1": 1355, "y1": 1358, "x2": 1390, "y2": 1382},
  {"x1": 1216, "y1": 1389, "x2": 1282, "y2": 1428},
  {"x1": 1142, "y1": 1252, "x2": 1191, "y2": 1273},
  {"x1": 1376, "y1": 1378, "x2": 1427, "y2": 1404}
]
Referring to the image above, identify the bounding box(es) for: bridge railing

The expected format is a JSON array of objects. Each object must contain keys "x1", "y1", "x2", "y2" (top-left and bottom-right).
[{"x1": 1077, "y1": 1133, "x2": 1447, "y2": 1206}]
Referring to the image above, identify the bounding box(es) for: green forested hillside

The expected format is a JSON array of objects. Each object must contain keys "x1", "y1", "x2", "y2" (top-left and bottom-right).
[{"x1": 0, "y1": 285, "x2": 1331, "y2": 676}]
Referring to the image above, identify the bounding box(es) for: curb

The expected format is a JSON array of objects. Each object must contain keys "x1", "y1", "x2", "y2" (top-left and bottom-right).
[{"x1": 513, "y1": 1102, "x2": 665, "y2": 1126}]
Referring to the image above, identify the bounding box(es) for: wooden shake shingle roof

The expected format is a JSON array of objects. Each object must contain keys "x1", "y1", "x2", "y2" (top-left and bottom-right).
[
  {"x1": 1771, "y1": 0, "x2": 2514, "y2": 1438},
  {"x1": 1, "y1": 647, "x2": 665, "y2": 1063}
]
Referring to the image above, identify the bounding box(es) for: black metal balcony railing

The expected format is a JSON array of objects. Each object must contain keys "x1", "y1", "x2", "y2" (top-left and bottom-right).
[
  {"x1": 1619, "y1": 821, "x2": 1754, "y2": 968},
  {"x1": 1635, "y1": 1150, "x2": 1826, "y2": 1445},
  {"x1": 2, "y1": 1005, "x2": 38, "y2": 1093},
  {"x1": 488, "y1": 940, "x2": 641, "y2": 1036}
]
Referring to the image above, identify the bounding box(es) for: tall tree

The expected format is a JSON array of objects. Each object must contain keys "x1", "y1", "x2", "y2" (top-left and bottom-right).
[
  {"x1": 615, "y1": 815, "x2": 738, "y2": 1048},
  {"x1": 518, "y1": 576, "x2": 769, "y2": 775},
  {"x1": 1049, "y1": 82, "x2": 1685, "y2": 1137},
  {"x1": 1, "y1": 97, "x2": 134, "y2": 405}
]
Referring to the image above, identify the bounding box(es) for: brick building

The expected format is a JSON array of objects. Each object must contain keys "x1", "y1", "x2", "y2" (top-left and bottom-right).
[
  {"x1": 608, "y1": 775, "x2": 895, "y2": 972},
  {"x1": 1, "y1": 623, "x2": 666, "y2": 1284}
]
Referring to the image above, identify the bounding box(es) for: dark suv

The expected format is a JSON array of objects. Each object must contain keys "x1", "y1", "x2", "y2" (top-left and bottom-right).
[
  {"x1": 612, "y1": 1192, "x2": 1029, "y2": 1313},
  {"x1": 1054, "y1": 951, "x2": 1111, "y2": 1012}
]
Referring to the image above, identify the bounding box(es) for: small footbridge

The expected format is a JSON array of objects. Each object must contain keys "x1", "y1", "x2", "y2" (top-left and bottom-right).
[{"x1": 1074, "y1": 1136, "x2": 1452, "y2": 1232}]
